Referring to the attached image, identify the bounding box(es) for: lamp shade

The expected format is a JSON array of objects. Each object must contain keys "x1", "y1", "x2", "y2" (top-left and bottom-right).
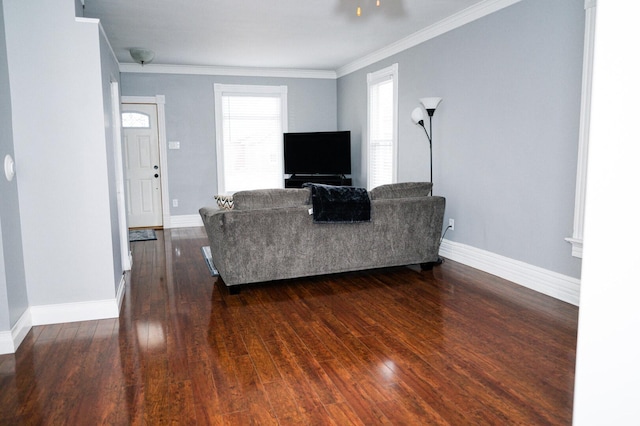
[
  {"x1": 129, "y1": 48, "x2": 155, "y2": 65},
  {"x1": 411, "y1": 107, "x2": 424, "y2": 124},
  {"x1": 419, "y1": 97, "x2": 442, "y2": 116}
]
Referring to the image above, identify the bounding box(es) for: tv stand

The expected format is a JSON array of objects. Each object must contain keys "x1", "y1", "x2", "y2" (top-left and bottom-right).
[{"x1": 285, "y1": 175, "x2": 352, "y2": 188}]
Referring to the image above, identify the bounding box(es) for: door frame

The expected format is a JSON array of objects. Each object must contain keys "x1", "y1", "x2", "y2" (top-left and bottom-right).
[
  {"x1": 121, "y1": 95, "x2": 171, "y2": 229},
  {"x1": 110, "y1": 82, "x2": 131, "y2": 270}
]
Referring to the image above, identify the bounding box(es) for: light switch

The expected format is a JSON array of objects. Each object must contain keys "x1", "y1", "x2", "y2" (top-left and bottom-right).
[{"x1": 168, "y1": 141, "x2": 180, "y2": 150}]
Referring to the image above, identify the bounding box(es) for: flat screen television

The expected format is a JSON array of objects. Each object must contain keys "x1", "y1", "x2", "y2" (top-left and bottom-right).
[{"x1": 283, "y1": 131, "x2": 351, "y2": 175}]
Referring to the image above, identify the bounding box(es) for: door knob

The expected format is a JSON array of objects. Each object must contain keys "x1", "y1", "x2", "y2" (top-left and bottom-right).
[
  {"x1": 154, "y1": 165, "x2": 159, "y2": 170},
  {"x1": 154, "y1": 174, "x2": 159, "y2": 178}
]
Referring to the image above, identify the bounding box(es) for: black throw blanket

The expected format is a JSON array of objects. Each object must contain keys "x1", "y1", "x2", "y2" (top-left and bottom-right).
[{"x1": 304, "y1": 183, "x2": 371, "y2": 223}]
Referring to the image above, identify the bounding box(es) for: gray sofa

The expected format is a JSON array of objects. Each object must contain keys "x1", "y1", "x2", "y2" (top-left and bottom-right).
[{"x1": 199, "y1": 182, "x2": 445, "y2": 292}]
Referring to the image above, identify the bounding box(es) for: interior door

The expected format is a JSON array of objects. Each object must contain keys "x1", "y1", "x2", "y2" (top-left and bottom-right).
[{"x1": 122, "y1": 103, "x2": 163, "y2": 228}]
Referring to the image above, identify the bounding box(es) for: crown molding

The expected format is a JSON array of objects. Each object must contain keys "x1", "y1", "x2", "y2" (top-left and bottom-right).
[
  {"x1": 119, "y1": 63, "x2": 337, "y2": 80},
  {"x1": 336, "y1": 0, "x2": 523, "y2": 77},
  {"x1": 117, "y1": 0, "x2": 519, "y2": 80}
]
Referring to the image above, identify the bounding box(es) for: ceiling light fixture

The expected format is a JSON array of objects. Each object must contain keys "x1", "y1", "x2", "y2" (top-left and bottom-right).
[
  {"x1": 129, "y1": 48, "x2": 155, "y2": 65},
  {"x1": 356, "y1": 0, "x2": 381, "y2": 16}
]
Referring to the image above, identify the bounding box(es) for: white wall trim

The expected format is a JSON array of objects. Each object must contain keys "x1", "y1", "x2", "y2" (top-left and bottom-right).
[
  {"x1": 336, "y1": 0, "x2": 523, "y2": 77},
  {"x1": 111, "y1": 81, "x2": 131, "y2": 271},
  {"x1": 565, "y1": 0, "x2": 597, "y2": 258},
  {"x1": 74, "y1": 17, "x2": 99, "y2": 24},
  {"x1": 439, "y1": 239, "x2": 581, "y2": 306},
  {"x1": 0, "y1": 333, "x2": 13, "y2": 355},
  {"x1": 565, "y1": 237, "x2": 583, "y2": 258},
  {"x1": 156, "y1": 96, "x2": 171, "y2": 228},
  {"x1": 0, "y1": 310, "x2": 32, "y2": 355},
  {"x1": 29, "y1": 298, "x2": 120, "y2": 326},
  {"x1": 116, "y1": 274, "x2": 126, "y2": 311},
  {"x1": 0, "y1": 277, "x2": 126, "y2": 354},
  {"x1": 119, "y1": 63, "x2": 336, "y2": 80},
  {"x1": 168, "y1": 214, "x2": 203, "y2": 229}
]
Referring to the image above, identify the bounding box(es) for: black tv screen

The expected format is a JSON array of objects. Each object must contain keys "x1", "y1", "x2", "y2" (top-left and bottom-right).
[{"x1": 284, "y1": 131, "x2": 351, "y2": 175}]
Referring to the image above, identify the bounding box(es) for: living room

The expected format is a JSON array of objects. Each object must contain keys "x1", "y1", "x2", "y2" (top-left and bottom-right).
[
  {"x1": 119, "y1": 0, "x2": 585, "y2": 302},
  {"x1": 1, "y1": 0, "x2": 639, "y2": 423}
]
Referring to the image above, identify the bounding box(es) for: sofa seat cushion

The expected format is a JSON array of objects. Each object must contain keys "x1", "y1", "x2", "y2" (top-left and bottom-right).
[
  {"x1": 369, "y1": 182, "x2": 433, "y2": 200},
  {"x1": 233, "y1": 188, "x2": 311, "y2": 210}
]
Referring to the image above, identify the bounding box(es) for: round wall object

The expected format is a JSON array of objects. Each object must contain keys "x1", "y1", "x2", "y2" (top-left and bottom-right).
[{"x1": 4, "y1": 154, "x2": 15, "y2": 181}]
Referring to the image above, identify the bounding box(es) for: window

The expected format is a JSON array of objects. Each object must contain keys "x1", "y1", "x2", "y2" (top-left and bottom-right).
[
  {"x1": 214, "y1": 84, "x2": 288, "y2": 194},
  {"x1": 367, "y1": 64, "x2": 398, "y2": 190},
  {"x1": 121, "y1": 111, "x2": 150, "y2": 128}
]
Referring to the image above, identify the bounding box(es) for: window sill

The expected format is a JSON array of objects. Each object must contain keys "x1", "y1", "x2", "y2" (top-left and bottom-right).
[{"x1": 565, "y1": 237, "x2": 583, "y2": 258}]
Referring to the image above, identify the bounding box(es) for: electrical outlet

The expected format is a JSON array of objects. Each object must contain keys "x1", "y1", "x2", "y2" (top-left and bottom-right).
[
  {"x1": 172, "y1": 199, "x2": 178, "y2": 207},
  {"x1": 449, "y1": 218, "x2": 455, "y2": 231}
]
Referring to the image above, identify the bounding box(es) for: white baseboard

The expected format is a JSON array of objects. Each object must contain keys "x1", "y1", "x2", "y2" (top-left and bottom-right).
[
  {"x1": 0, "y1": 278, "x2": 127, "y2": 354},
  {"x1": 0, "y1": 310, "x2": 32, "y2": 355},
  {"x1": 116, "y1": 274, "x2": 126, "y2": 312},
  {"x1": 0, "y1": 333, "x2": 14, "y2": 355},
  {"x1": 439, "y1": 239, "x2": 581, "y2": 306},
  {"x1": 168, "y1": 214, "x2": 203, "y2": 229},
  {"x1": 30, "y1": 298, "x2": 120, "y2": 326}
]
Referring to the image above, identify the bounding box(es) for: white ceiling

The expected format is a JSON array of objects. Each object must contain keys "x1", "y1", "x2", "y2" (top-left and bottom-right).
[{"x1": 83, "y1": 0, "x2": 488, "y2": 72}]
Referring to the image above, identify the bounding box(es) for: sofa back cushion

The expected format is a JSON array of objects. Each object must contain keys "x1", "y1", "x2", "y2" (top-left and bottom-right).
[
  {"x1": 233, "y1": 188, "x2": 311, "y2": 210},
  {"x1": 369, "y1": 182, "x2": 433, "y2": 200}
]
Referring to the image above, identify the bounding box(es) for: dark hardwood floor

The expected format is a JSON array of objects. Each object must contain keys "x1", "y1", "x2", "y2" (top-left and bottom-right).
[{"x1": 0, "y1": 228, "x2": 578, "y2": 425}]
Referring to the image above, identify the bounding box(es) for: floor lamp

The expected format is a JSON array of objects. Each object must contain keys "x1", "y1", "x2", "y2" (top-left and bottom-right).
[{"x1": 411, "y1": 97, "x2": 442, "y2": 195}]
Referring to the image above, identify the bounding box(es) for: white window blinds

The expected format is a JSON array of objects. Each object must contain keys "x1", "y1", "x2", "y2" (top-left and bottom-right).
[
  {"x1": 367, "y1": 64, "x2": 398, "y2": 190},
  {"x1": 214, "y1": 84, "x2": 288, "y2": 194}
]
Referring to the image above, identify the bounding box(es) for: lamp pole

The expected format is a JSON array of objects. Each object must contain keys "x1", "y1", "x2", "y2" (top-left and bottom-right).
[
  {"x1": 417, "y1": 118, "x2": 433, "y2": 195},
  {"x1": 411, "y1": 98, "x2": 441, "y2": 196}
]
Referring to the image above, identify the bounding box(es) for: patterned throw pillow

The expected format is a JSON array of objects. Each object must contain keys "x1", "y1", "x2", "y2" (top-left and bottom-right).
[{"x1": 214, "y1": 195, "x2": 234, "y2": 210}]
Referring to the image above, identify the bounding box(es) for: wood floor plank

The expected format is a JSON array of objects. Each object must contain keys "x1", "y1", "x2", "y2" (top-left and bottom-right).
[
  {"x1": 242, "y1": 327, "x2": 282, "y2": 384},
  {"x1": 324, "y1": 401, "x2": 366, "y2": 425},
  {"x1": 0, "y1": 228, "x2": 578, "y2": 424},
  {"x1": 232, "y1": 354, "x2": 279, "y2": 424},
  {"x1": 263, "y1": 380, "x2": 307, "y2": 425},
  {"x1": 274, "y1": 321, "x2": 346, "y2": 406},
  {"x1": 262, "y1": 334, "x2": 333, "y2": 420},
  {"x1": 319, "y1": 358, "x2": 393, "y2": 425}
]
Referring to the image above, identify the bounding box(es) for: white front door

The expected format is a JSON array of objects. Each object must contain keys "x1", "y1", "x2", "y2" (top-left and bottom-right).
[{"x1": 122, "y1": 103, "x2": 163, "y2": 228}]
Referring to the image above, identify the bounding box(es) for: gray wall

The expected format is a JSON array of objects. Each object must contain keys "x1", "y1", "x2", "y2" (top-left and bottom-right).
[
  {"x1": 0, "y1": 0, "x2": 28, "y2": 332},
  {"x1": 4, "y1": 0, "x2": 122, "y2": 307},
  {"x1": 121, "y1": 73, "x2": 337, "y2": 215},
  {"x1": 338, "y1": 0, "x2": 584, "y2": 278}
]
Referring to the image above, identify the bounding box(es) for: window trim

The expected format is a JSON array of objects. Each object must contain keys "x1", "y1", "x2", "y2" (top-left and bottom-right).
[
  {"x1": 366, "y1": 63, "x2": 399, "y2": 190},
  {"x1": 565, "y1": 0, "x2": 596, "y2": 258},
  {"x1": 213, "y1": 84, "x2": 288, "y2": 194}
]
